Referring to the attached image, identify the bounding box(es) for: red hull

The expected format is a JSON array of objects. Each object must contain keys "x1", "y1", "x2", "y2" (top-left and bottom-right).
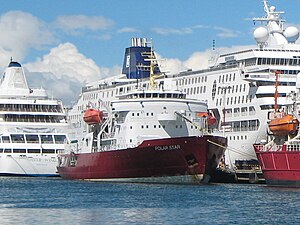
[
  {"x1": 57, "y1": 135, "x2": 226, "y2": 183},
  {"x1": 254, "y1": 145, "x2": 300, "y2": 186}
]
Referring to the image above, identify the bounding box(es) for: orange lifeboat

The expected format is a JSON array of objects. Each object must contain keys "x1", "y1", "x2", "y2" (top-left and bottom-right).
[
  {"x1": 207, "y1": 113, "x2": 217, "y2": 126},
  {"x1": 268, "y1": 113, "x2": 299, "y2": 136},
  {"x1": 83, "y1": 109, "x2": 104, "y2": 125},
  {"x1": 197, "y1": 112, "x2": 217, "y2": 125}
]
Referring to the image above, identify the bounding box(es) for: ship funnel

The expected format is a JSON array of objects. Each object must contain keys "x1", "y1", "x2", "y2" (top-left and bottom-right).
[
  {"x1": 0, "y1": 60, "x2": 29, "y2": 90},
  {"x1": 122, "y1": 38, "x2": 160, "y2": 79}
]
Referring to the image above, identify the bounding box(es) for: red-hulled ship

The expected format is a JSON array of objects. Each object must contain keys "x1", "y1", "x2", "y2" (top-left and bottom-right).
[
  {"x1": 253, "y1": 71, "x2": 300, "y2": 187},
  {"x1": 254, "y1": 144, "x2": 300, "y2": 186},
  {"x1": 58, "y1": 135, "x2": 226, "y2": 183},
  {"x1": 58, "y1": 38, "x2": 227, "y2": 184}
]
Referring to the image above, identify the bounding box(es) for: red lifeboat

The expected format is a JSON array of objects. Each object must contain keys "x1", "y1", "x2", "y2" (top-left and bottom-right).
[
  {"x1": 83, "y1": 109, "x2": 104, "y2": 125},
  {"x1": 269, "y1": 113, "x2": 299, "y2": 136}
]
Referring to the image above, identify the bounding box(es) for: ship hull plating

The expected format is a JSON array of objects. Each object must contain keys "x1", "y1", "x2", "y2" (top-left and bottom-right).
[
  {"x1": 254, "y1": 145, "x2": 300, "y2": 187},
  {"x1": 0, "y1": 155, "x2": 59, "y2": 177},
  {"x1": 58, "y1": 135, "x2": 226, "y2": 184}
]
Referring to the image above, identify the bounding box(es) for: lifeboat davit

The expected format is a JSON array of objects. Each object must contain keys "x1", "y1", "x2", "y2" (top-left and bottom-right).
[
  {"x1": 83, "y1": 109, "x2": 104, "y2": 125},
  {"x1": 269, "y1": 114, "x2": 299, "y2": 136}
]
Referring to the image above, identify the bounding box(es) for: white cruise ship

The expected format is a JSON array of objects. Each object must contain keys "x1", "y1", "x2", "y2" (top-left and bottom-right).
[
  {"x1": 67, "y1": 0, "x2": 300, "y2": 173},
  {"x1": 0, "y1": 60, "x2": 68, "y2": 176}
]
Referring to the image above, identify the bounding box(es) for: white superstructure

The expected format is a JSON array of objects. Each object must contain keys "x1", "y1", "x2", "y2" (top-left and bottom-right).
[
  {"x1": 0, "y1": 60, "x2": 68, "y2": 176},
  {"x1": 67, "y1": 0, "x2": 300, "y2": 170}
]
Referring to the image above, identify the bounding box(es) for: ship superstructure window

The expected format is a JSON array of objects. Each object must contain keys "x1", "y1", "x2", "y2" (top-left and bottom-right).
[
  {"x1": 41, "y1": 135, "x2": 53, "y2": 144},
  {"x1": 0, "y1": 104, "x2": 63, "y2": 113},
  {"x1": 42, "y1": 149, "x2": 55, "y2": 154},
  {"x1": 54, "y1": 135, "x2": 67, "y2": 144},
  {"x1": 257, "y1": 57, "x2": 300, "y2": 66},
  {"x1": 225, "y1": 109, "x2": 232, "y2": 117},
  {"x1": 13, "y1": 149, "x2": 26, "y2": 153},
  {"x1": 226, "y1": 119, "x2": 259, "y2": 132},
  {"x1": 25, "y1": 134, "x2": 39, "y2": 143},
  {"x1": 4, "y1": 149, "x2": 11, "y2": 153},
  {"x1": 212, "y1": 81, "x2": 217, "y2": 100},
  {"x1": 4, "y1": 114, "x2": 65, "y2": 123},
  {"x1": 1, "y1": 136, "x2": 10, "y2": 143},
  {"x1": 241, "y1": 107, "x2": 248, "y2": 116},
  {"x1": 245, "y1": 58, "x2": 256, "y2": 67},
  {"x1": 249, "y1": 107, "x2": 255, "y2": 115},
  {"x1": 234, "y1": 108, "x2": 240, "y2": 117},
  {"x1": 28, "y1": 149, "x2": 41, "y2": 153},
  {"x1": 11, "y1": 134, "x2": 25, "y2": 143}
]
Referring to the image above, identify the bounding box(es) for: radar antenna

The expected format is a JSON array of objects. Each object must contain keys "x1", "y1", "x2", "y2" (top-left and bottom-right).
[{"x1": 253, "y1": 0, "x2": 285, "y2": 27}]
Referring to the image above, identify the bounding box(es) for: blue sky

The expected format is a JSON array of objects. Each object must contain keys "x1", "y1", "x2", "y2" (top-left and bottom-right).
[{"x1": 0, "y1": 0, "x2": 299, "y2": 105}]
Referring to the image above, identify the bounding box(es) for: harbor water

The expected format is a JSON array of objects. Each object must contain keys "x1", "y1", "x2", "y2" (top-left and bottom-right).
[{"x1": 0, "y1": 177, "x2": 299, "y2": 225}]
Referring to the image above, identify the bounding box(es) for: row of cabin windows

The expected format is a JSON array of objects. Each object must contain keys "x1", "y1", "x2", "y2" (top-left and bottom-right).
[
  {"x1": 132, "y1": 112, "x2": 154, "y2": 117},
  {"x1": 218, "y1": 73, "x2": 236, "y2": 83},
  {"x1": 177, "y1": 76, "x2": 208, "y2": 86},
  {"x1": 224, "y1": 106, "x2": 256, "y2": 117},
  {"x1": 185, "y1": 86, "x2": 206, "y2": 95},
  {"x1": 129, "y1": 125, "x2": 165, "y2": 129},
  {"x1": 228, "y1": 135, "x2": 248, "y2": 141},
  {"x1": 82, "y1": 75, "x2": 209, "y2": 102},
  {"x1": 130, "y1": 125, "x2": 198, "y2": 129},
  {"x1": 217, "y1": 84, "x2": 246, "y2": 95},
  {"x1": 3, "y1": 114, "x2": 65, "y2": 123},
  {"x1": 216, "y1": 95, "x2": 254, "y2": 106},
  {"x1": 123, "y1": 93, "x2": 185, "y2": 100},
  {"x1": 0, "y1": 148, "x2": 63, "y2": 154},
  {"x1": 83, "y1": 85, "x2": 135, "y2": 101},
  {"x1": 77, "y1": 101, "x2": 110, "y2": 113},
  {"x1": 223, "y1": 119, "x2": 260, "y2": 132},
  {"x1": 0, "y1": 134, "x2": 67, "y2": 144},
  {"x1": 257, "y1": 57, "x2": 300, "y2": 67},
  {"x1": 0, "y1": 104, "x2": 63, "y2": 113}
]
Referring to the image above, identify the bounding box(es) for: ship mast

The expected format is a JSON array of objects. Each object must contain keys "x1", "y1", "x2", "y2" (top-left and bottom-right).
[
  {"x1": 144, "y1": 39, "x2": 163, "y2": 90},
  {"x1": 274, "y1": 70, "x2": 281, "y2": 112}
]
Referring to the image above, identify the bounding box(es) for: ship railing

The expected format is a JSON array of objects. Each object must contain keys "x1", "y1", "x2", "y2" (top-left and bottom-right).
[
  {"x1": 256, "y1": 142, "x2": 283, "y2": 152},
  {"x1": 286, "y1": 143, "x2": 300, "y2": 151}
]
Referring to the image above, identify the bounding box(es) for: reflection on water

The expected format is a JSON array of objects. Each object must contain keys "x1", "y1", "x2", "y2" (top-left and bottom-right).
[{"x1": 0, "y1": 177, "x2": 299, "y2": 224}]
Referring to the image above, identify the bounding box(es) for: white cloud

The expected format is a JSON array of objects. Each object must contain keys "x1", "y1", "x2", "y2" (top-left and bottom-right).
[
  {"x1": 152, "y1": 27, "x2": 193, "y2": 35},
  {"x1": 152, "y1": 24, "x2": 240, "y2": 39},
  {"x1": 24, "y1": 42, "x2": 123, "y2": 106},
  {"x1": 26, "y1": 70, "x2": 82, "y2": 107},
  {"x1": 0, "y1": 11, "x2": 55, "y2": 66},
  {"x1": 25, "y1": 42, "x2": 101, "y2": 83},
  {"x1": 55, "y1": 15, "x2": 114, "y2": 35},
  {"x1": 213, "y1": 26, "x2": 240, "y2": 38},
  {"x1": 158, "y1": 45, "x2": 255, "y2": 75},
  {"x1": 117, "y1": 27, "x2": 138, "y2": 33}
]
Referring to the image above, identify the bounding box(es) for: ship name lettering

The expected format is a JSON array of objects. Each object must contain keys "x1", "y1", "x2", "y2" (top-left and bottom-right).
[{"x1": 155, "y1": 145, "x2": 181, "y2": 151}]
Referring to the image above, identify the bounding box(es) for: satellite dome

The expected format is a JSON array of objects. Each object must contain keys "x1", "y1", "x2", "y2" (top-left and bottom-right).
[
  {"x1": 284, "y1": 26, "x2": 299, "y2": 43},
  {"x1": 270, "y1": 6, "x2": 276, "y2": 12},
  {"x1": 253, "y1": 27, "x2": 269, "y2": 43}
]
